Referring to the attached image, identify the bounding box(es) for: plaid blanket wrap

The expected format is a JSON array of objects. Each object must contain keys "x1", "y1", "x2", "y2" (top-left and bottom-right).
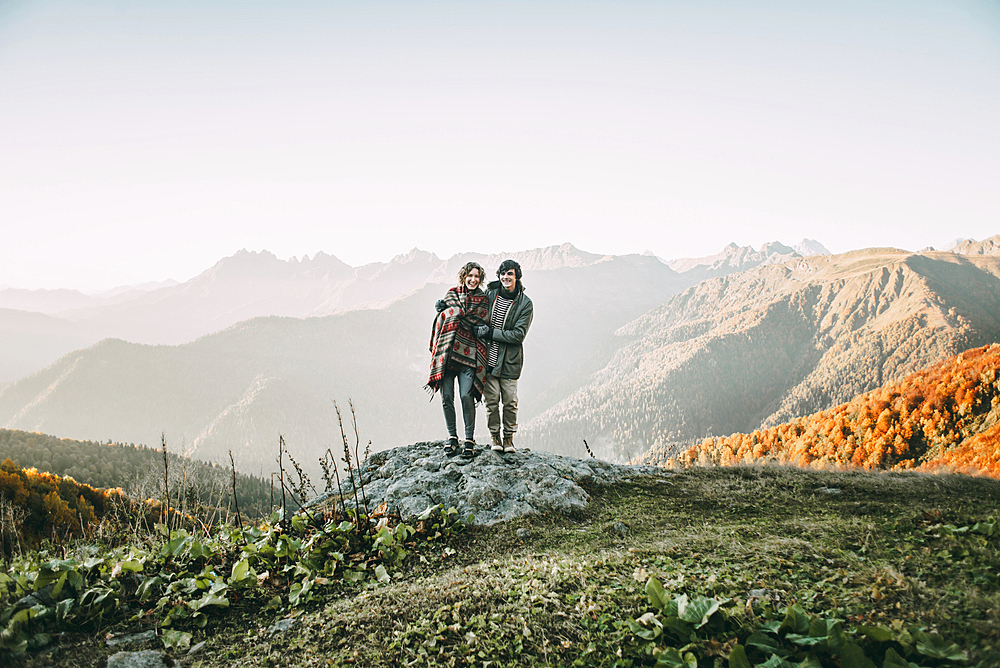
[{"x1": 426, "y1": 286, "x2": 489, "y2": 400}]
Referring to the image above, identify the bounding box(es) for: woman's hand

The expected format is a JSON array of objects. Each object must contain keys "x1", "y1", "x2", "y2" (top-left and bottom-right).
[{"x1": 435, "y1": 299, "x2": 447, "y2": 312}]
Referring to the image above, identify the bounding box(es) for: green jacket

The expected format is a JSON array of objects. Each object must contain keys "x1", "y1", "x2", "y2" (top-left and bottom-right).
[{"x1": 485, "y1": 281, "x2": 534, "y2": 379}]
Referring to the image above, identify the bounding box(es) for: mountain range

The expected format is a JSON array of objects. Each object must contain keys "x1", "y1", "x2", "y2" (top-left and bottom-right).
[
  {"x1": 522, "y1": 239, "x2": 1000, "y2": 460},
  {"x1": 0, "y1": 240, "x2": 825, "y2": 386},
  {"x1": 0, "y1": 245, "x2": 696, "y2": 476},
  {"x1": 5, "y1": 235, "x2": 1000, "y2": 479}
]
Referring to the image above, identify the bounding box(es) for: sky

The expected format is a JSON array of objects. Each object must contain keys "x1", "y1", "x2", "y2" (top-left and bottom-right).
[{"x1": 1, "y1": 1, "x2": 999, "y2": 291}]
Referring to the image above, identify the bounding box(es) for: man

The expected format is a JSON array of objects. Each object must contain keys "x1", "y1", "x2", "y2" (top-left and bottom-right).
[{"x1": 475, "y1": 259, "x2": 533, "y2": 454}]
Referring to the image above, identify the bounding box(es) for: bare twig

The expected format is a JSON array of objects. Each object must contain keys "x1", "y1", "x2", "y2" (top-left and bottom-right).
[
  {"x1": 349, "y1": 400, "x2": 373, "y2": 532},
  {"x1": 278, "y1": 435, "x2": 288, "y2": 521},
  {"x1": 335, "y1": 402, "x2": 364, "y2": 538},
  {"x1": 229, "y1": 450, "x2": 245, "y2": 536},
  {"x1": 161, "y1": 433, "x2": 171, "y2": 532}
]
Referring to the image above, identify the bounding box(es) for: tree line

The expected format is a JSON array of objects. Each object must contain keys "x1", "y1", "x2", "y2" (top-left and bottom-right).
[{"x1": 0, "y1": 430, "x2": 276, "y2": 536}]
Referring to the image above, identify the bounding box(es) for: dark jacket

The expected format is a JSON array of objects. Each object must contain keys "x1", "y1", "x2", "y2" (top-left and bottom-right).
[{"x1": 485, "y1": 280, "x2": 533, "y2": 379}]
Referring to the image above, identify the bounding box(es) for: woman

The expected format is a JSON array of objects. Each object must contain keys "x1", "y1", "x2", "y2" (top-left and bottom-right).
[{"x1": 426, "y1": 262, "x2": 490, "y2": 458}]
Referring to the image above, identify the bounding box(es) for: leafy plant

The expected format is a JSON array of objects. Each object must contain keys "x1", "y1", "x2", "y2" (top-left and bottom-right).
[
  {"x1": 0, "y1": 502, "x2": 465, "y2": 657},
  {"x1": 627, "y1": 576, "x2": 970, "y2": 667}
]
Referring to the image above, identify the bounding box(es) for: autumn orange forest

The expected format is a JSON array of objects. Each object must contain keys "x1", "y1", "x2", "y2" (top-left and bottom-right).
[
  {"x1": 0, "y1": 460, "x2": 132, "y2": 554},
  {"x1": 647, "y1": 343, "x2": 1000, "y2": 477}
]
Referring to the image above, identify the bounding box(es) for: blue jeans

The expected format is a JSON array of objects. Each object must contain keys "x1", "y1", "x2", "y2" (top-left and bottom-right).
[{"x1": 440, "y1": 366, "x2": 476, "y2": 440}]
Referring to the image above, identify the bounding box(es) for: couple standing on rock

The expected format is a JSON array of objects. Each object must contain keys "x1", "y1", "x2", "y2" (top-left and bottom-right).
[{"x1": 426, "y1": 259, "x2": 534, "y2": 459}]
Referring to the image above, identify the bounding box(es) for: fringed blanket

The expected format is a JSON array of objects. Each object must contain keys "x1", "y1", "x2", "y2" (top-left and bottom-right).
[{"x1": 427, "y1": 286, "x2": 490, "y2": 400}]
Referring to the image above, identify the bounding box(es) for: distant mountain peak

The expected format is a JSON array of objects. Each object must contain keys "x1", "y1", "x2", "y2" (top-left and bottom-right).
[
  {"x1": 794, "y1": 239, "x2": 831, "y2": 256},
  {"x1": 666, "y1": 241, "x2": 800, "y2": 276},
  {"x1": 950, "y1": 235, "x2": 1000, "y2": 256},
  {"x1": 390, "y1": 248, "x2": 441, "y2": 265}
]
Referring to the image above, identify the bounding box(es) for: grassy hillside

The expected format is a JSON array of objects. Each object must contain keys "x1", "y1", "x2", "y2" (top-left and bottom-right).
[
  {"x1": 3, "y1": 466, "x2": 998, "y2": 666},
  {"x1": 651, "y1": 343, "x2": 1000, "y2": 477},
  {"x1": 526, "y1": 249, "x2": 1000, "y2": 461}
]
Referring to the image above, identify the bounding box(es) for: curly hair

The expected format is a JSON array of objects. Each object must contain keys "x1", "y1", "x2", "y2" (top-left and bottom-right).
[{"x1": 457, "y1": 261, "x2": 485, "y2": 285}]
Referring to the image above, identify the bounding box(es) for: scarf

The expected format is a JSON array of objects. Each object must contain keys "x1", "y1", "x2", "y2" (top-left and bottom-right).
[{"x1": 426, "y1": 285, "x2": 490, "y2": 400}]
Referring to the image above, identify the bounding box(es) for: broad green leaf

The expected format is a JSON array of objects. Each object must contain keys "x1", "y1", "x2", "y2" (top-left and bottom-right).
[
  {"x1": 785, "y1": 633, "x2": 825, "y2": 647},
  {"x1": 66, "y1": 570, "x2": 83, "y2": 592},
  {"x1": 825, "y1": 621, "x2": 849, "y2": 653},
  {"x1": 667, "y1": 594, "x2": 684, "y2": 618},
  {"x1": 627, "y1": 617, "x2": 662, "y2": 641},
  {"x1": 645, "y1": 577, "x2": 668, "y2": 611},
  {"x1": 728, "y1": 644, "x2": 751, "y2": 668},
  {"x1": 807, "y1": 618, "x2": 836, "y2": 638},
  {"x1": 11, "y1": 607, "x2": 38, "y2": 624},
  {"x1": 678, "y1": 595, "x2": 720, "y2": 628},
  {"x1": 746, "y1": 630, "x2": 786, "y2": 656},
  {"x1": 119, "y1": 559, "x2": 144, "y2": 574},
  {"x1": 912, "y1": 630, "x2": 967, "y2": 661},
  {"x1": 758, "y1": 655, "x2": 793, "y2": 668},
  {"x1": 83, "y1": 557, "x2": 104, "y2": 570},
  {"x1": 971, "y1": 519, "x2": 997, "y2": 537},
  {"x1": 54, "y1": 598, "x2": 74, "y2": 622},
  {"x1": 654, "y1": 647, "x2": 696, "y2": 668},
  {"x1": 856, "y1": 625, "x2": 894, "y2": 643},
  {"x1": 661, "y1": 615, "x2": 693, "y2": 641},
  {"x1": 229, "y1": 559, "x2": 250, "y2": 584},
  {"x1": 836, "y1": 642, "x2": 876, "y2": 668},
  {"x1": 195, "y1": 591, "x2": 229, "y2": 610},
  {"x1": 264, "y1": 595, "x2": 282, "y2": 611},
  {"x1": 50, "y1": 571, "x2": 68, "y2": 599},
  {"x1": 137, "y1": 576, "x2": 162, "y2": 603},
  {"x1": 779, "y1": 604, "x2": 810, "y2": 635},
  {"x1": 417, "y1": 505, "x2": 441, "y2": 521},
  {"x1": 375, "y1": 564, "x2": 390, "y2": 584},
  {"x1": 343, "y1": 569, "x2": 365, "y2": 583},
  {"x1": 883, "y1": 648, "x2": 918, "y2": 668},
  {"x1": 161, "y1": 629, "x2": 192, "y2": 650},
  {"x1": 794, "y1": 652, "x2": 824, "y2": 668}
]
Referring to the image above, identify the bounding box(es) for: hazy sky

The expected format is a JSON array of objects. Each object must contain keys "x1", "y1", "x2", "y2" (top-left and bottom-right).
[{"x1": 2, "y1": 1, "x2": 999, "y2": 291}]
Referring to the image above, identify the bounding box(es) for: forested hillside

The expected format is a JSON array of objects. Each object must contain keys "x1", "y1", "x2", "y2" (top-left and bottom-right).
[
  {"x1": 525, "y1": 248, "x2": 1000, "y2": 461},
  {"x1": 0, "y1": 429, "x2": 271, "y2": 519},
  {"x1": 645, "y1": 343, "x2": 1000, "y2": 477},
  {"x1": 0, "y1": 459, "x2": 127, "y2": 555}
]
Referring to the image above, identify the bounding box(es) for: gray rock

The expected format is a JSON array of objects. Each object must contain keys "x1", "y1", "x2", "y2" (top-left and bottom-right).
[
  {"x1": 610, "y1": 521, "x2": 629, "y2": 536},
  {"x1": 316, "y1": 441, "x2": 669, "y2": 525},
  {"x1": 107, "y1": 650, "x2": 175, "y2": 668},
  {"x1": 106, "y1": 630, "x2": 157, "y2": 647},
  {"x1": 516, "y1": 528, "x2": 531, "y2": 539},
  {"x1": 267, "y1": 617, "x2": 298, "y2": 636}
]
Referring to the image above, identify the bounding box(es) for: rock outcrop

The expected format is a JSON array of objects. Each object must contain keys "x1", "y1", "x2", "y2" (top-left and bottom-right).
[{"x1": 313, "y1": 442, "x2": 667, "y2": 525}]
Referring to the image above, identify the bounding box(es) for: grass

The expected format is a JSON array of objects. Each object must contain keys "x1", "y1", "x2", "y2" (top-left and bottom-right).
[{"x1": 14, "y1": 464, "x2": 1000, "y2": 667}]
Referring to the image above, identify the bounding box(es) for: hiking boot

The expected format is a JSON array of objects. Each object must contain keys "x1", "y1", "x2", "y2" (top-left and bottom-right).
[
  {"x1": 461, "y1": 439, "x2": 476, "y2": 459},
  {"x1": 502, "y1": 434, "x2": 516, "y2": 453},
  {"x1": 444, "y1": 437, "x2": 460, "y2": 456},
  {"x1": 490, "y1": 433, "x2": 504, "y2": 452}
]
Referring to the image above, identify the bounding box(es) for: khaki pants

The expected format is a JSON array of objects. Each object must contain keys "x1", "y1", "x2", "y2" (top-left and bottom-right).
[{"x1": 484, "y1": 376, "x2": 518, "y2": 436}]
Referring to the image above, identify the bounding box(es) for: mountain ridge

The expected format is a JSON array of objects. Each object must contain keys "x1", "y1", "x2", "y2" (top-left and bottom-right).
[{"x1": 522, "y1": 249, "x2": 1000, "y2": 461}]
